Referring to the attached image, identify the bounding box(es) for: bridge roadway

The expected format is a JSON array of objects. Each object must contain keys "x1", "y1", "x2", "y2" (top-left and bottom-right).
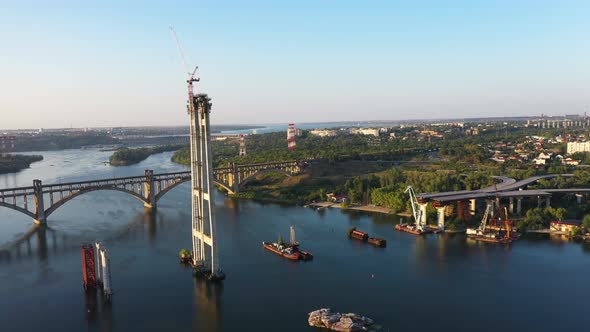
[
  {"x1": 418, "y1": 174, "x2": 575, "y2": 202},
  {"x1": 0, "y1": 160, "x2": 303, "y2": 224}
]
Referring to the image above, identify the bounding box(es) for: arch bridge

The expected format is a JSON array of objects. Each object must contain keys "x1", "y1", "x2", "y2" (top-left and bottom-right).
[
  {"x1": 0, "y1": 160, "x2": 303, "y2": 224},
  {"x1": 212, "y1": 160, "x2": 303, "y2": 194}
]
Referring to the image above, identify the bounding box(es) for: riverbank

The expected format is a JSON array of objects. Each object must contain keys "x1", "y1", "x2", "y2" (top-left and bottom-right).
[
  {"x1": 308, "y1": 201, "x2": 394, "y2": 214},
  {"x1": 0, "y1": 155, "x2": 44, "y2": 175}
]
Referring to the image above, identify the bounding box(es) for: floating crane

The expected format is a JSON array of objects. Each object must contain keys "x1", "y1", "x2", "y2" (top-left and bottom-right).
[
  {"x1": 467, "y1": 203, "x2": 517, "y2": 243},
  {"x1": 466, "y1": 203, "x2": 490, "y2": 237},
  {"x1": 290, "y1": 225, "x2": 298, "y2": 246},
  {"x1": 395, "y1": 186, "x2": 429, "y2": 235}
]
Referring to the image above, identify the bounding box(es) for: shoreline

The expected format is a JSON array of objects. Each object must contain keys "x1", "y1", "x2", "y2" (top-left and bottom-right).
[{"x1": 308, "y1": 201, "x2": 395, "y2": 215}]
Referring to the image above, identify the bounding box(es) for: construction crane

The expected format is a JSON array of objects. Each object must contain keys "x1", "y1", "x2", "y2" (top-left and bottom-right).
[
  {"x1": 290, "y1": 226, "x2": 298, "y2": 246},
  {"x1": 169, "y1": 26, "x2": 199, "y2": 100},
  {"x1": 405, "y1": 186, "x2": 425, "y2": 232},
  {"x1": 466, "y1": 203, "x2": 491, "y2": 236}
]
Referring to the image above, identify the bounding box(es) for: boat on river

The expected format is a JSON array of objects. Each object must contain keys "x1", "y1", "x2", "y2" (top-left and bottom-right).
[
  {"x1": 348, "y1": 227, "x2": 387, "y2": 247},
  {"x1": 263, "y1": 226, "x2": 313, "y2": 261},
  {"x1": 395, "y1": 223, "x2": 431, "y2": 235},
  {"x1": 466, "y1": 205, "x2": 520, "y2": 244}
]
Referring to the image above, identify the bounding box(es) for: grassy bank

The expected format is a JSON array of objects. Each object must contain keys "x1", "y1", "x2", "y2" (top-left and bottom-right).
[{"x1": 0, "y1": 155, "x2": 44, "y2": 174}]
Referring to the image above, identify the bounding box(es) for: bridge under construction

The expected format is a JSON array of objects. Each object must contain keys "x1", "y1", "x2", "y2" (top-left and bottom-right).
[{"x1": 415, "y1": 174, "x2": 589, "y2": 230}]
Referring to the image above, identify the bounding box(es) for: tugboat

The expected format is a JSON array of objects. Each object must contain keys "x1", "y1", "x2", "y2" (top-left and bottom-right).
[{"x1": 263, "y1": 226, "x2": 313, "y2": 261}]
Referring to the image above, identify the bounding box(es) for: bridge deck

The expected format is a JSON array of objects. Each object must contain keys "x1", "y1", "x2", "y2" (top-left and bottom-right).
[{"x1": 419, "y1": 174, "x2": 576, "y2": 203}]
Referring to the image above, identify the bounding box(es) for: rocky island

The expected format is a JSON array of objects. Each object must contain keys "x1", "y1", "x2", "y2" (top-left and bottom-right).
[{"x1": 308, "y1": 308, "x2": 374, "y2": 331}]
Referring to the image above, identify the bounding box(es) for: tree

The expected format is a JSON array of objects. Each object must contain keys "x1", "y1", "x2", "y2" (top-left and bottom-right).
[
  {"x1": 553, "y1": 208, "x2": 566, "y2": 221},
  {"x1": 583, "y1": 215, "x2": 590, "y2": 230}
]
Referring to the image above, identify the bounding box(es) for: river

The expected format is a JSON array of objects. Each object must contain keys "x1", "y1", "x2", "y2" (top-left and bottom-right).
[{"x1": 0, "y1": 149, "x2": 589, "y2": 331}]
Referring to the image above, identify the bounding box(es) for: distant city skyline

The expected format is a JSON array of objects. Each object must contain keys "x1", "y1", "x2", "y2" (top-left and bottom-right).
[{"x1": 1, "y1": 1, "x2": 589, "y2": 129}]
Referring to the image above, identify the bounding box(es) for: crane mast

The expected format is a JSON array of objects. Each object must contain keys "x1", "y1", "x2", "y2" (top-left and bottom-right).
[
  {"x1": 405, "y1": 186, "x2": 425, "y2": 231},
  {"x1": 479, "y1": 203, "x2": 491, "y2": 232}
]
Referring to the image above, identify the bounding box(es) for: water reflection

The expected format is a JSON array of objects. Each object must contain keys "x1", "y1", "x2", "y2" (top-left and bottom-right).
[
  {"x1": 0, "y1": 225, "x2": 66, "y2": 264},
  {"x1": 223, "y1": 198, "x2": 240, "y2": 214},
  {"x1": 0, "y1": 210, "x2": 161, "y2": 265},
  {"x1": 84, "y1": 290, "x2": 114, "y2": 332},
  {"x1": 192, "y1": 275, "x2": 223, "y2": 331},
  {"x1": 144, "y1": 209, "x2": 157, "y2": 241}
]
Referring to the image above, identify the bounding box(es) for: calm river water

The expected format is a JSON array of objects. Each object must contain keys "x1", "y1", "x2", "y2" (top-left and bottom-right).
[{"x1": 0, "y1": 149, "x2": 589, "y2": 332}]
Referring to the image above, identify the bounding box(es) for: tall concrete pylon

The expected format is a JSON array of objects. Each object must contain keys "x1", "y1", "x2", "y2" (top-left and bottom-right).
[{"x1": 187, "y1": 74, "x2": 225, "y2": 281}]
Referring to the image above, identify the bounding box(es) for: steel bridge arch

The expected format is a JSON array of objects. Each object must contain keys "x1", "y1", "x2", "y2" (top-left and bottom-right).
[
  {"x1": 154, "y1": 178, "x2": 191, "y2": 202},
  {"x1": 237, "y1": 168, "x2": 293, "y2": 191},
  {"x1": 44, "y1": 187, "x2": 149, "y2": 218},
  {"x1": 0, "y1": 201, "x2": 36, "y2": 220},
  {"x1": 212, "y1": 180, "x2": 234, "y2": 194}
]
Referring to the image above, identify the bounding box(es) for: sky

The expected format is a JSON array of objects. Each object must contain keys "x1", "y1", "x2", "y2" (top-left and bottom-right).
[{"x1": 0, "y1": 0, "x2": 589, "y2": 129}]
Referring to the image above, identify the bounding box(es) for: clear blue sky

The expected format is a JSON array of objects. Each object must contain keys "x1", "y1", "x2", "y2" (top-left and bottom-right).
[{"x1": 1, "y1": 0, "x2": 589, "y2": 129}]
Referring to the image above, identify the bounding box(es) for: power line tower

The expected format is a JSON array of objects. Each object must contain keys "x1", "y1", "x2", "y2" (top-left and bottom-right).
[
  {"x1": 287, "y1": 123, "x2": 296, "y2": 150},
  {"x1": 239, "y1": 134, "x2": 246, "y2": 157}
]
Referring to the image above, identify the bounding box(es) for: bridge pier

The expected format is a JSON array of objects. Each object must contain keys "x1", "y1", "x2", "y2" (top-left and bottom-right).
[
  {"x1": 33, "y1": 179, "x2": 46, "y2": 225},
  {"x1": 143, "y1": 170, "x2": 157, "y2": 209},
  {"x1": 232, "y1": 163, "x2": 239, "y2": 193},
  {"x1": 488, "y1": 199, "x2": 495, "y2": 214},
  {"x1": 436, "y1": 206, "x2": 445, "y2": 230},
  {"x1": 469, "y1": 199, "x2": 476, "y2": 215},
  {"x1": 576, "y1": 194, "x2": 583, "y2": 204},
  {"x1": 509, "y1": 197, "x2": 514, "y2": 214},
  {"x1": 546, "y1": 196, "x2": 551, "y2": 208},
  {"x1": 419, "y1": 203, "x2": 428, "y2": 225},
  {"x1": 516, "y1": 197, "x2": 522, "y2": 214},
  {"x1": 537, "y1": 196, "x2": 542, "y2": 208}
]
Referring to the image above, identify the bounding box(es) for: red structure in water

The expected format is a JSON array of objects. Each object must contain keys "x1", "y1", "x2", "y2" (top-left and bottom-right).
[{"x1": 81, "y1": 245, "x2": 97, "y2": 290}]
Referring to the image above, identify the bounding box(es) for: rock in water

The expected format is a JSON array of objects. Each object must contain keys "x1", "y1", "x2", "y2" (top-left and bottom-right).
[{"x1": 308, "y1": 308, "x2": 374, "y2": 331}]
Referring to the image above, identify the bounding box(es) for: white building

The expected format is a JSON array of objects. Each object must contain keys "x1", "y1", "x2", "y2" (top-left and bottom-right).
[
  {"x1": 350, "y1": 128, "x2": 380, "y2": 137},
  {"x1": 538, "y1": 152, "x2": 553, "y2": 160},
  {"x1": 534, "y1": 158, "x2": 546, "y2": 165},
  {"x1": 309, "y1": 129, "x2": 338, "y2": 137},
  {"x1": 567, "y1": 142, "x2": 590, "y2": 154}
]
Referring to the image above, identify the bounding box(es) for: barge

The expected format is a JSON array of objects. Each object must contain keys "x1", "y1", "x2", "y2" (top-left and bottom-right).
[
  {"x1": 262, "y1": 241, "x2": 313, "y2": 261},
  {"x1": 395, "y1": 223, "x2": 430, "y2": 235},
  {"x1": 348, "y1": 228, "x2": 387, "y2": 247},
  {"x1": 349, "y1": 228, "x2": 369, "y2": 241},
  {"x1": 263, "y1": 226, "x2": 313, "y2": 261},
  {"x1": 466, "y1": 205, "x2": 519, "y2": 244},
  {"x1": 367, "y1": 237, "x2": 387, "y2": 247}
]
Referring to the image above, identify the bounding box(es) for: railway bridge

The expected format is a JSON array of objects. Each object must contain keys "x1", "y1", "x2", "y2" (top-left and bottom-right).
[{"x1": 0, "y1": 160, "x2": 302, "y2": 224}]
